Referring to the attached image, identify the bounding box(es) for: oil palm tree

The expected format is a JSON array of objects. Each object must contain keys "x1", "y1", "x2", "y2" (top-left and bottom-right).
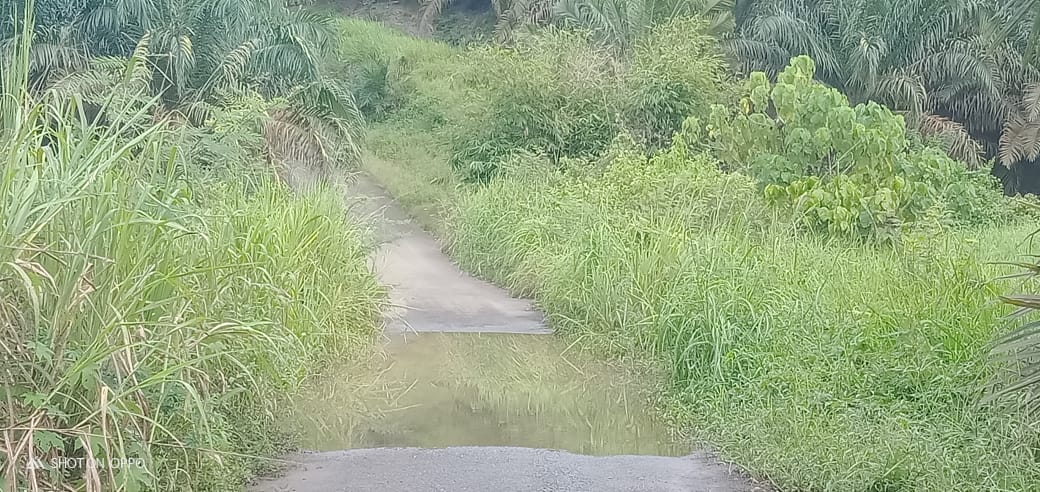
[
  {"x1": 553, "y1": 0, "x2": 734, "y2": 53},
  {"x1": 420, "y1": 0, "x2": 732, "y2": 50},
  {"x1": 2, "y1": 0, "x2": 361, "y2": 169},
  {"x1": 1001, "y1": 0, "x2": 1040, "y2": 66}
]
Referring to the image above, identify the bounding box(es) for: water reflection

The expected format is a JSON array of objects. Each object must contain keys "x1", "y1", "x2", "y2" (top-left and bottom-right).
[{"x1": 290, "y1": 333, "x2": 684, "y2": 456}]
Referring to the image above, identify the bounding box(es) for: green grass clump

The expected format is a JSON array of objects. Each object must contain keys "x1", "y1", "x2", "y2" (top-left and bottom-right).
[
  {"x1": 1, "y1": 84, "x2": 380, "y2": 492},
  {"x1": 448, "y1": 132, "x2": 1040, "y2": 490}
]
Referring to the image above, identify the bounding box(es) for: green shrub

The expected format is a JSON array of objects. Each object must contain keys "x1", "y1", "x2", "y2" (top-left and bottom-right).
[
  {"x1": 447, "y1": 30, "x2": 623, "y2": 182},
  {"x1": 450, "y1": 19, "x2": 729, "y2": 183},
  {"x1": 702, "y1": 56, "x2": 1010, "y2": 239},
  {"x1": 186, "y1": 94, "x2": 272, "y2": 179},
  {"x1": 624, "y1": 17, "x2": 730, "y2": 148}
]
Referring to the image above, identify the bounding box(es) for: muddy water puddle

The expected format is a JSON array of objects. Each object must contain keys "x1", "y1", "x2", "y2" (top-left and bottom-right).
[{"x1": 290, "y1": 333, "x2": 684, "y2": 456}]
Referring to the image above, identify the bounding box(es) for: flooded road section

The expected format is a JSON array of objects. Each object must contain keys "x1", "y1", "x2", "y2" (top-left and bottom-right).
[
  {"x1": 251, "y1": 174, "x2": 763, "y2": 491},
  {"x1": 291, "y1": 332, "x2": 683, "y2": 456}
]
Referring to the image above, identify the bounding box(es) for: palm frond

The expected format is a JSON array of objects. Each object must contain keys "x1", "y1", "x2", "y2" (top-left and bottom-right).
[
  {"x1": 124, "y1": 32, "x2": 153, "y2": 89},
  {"x1": 194, "y1": 38, "x2": 258, "y2": 102},
  {"x1": 747, "y1": 10, "x2": 840, "y2": 81},
  {"x1": 871, "y1": 69, "x2": 926, "y2": 114},
  {"x1": 918, "y1": 113, "x2": 985, "y2": 168},
  {"x1": 721, "y1": 37, "x2": 790, "y2": 76},
  {"x1": 996, "y1": 0, "x2": 1040, "y2": 66},
  {"x1": 46, "y1": 64, "x2": 121, "y2": 100},
  {"x1": 1000, "y1": 118, "x2": 1040, "y2": 167},
  {"x1": 419, "y1": 0, "x2": 460, "y2": 34},
  {"x1": 1022, "y1": 82, "x2": 1040, "y2": 121}
]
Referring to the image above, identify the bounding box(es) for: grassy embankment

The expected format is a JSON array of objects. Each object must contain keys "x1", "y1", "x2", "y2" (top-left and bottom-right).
[
  {"x1": 335, "y1": 17, "x2": 1040, "y2": 491},
  {"x1": 1, "y1": 50, "x2": 382, "y2": 492}
]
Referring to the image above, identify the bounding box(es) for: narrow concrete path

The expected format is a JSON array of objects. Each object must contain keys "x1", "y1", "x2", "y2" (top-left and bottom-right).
[
  {"x1": 249, "y1": 174, "x2": 767, "y2": 492},
  {"x1": 349, "y1": 174, "x2": 548, "y2": 335}
]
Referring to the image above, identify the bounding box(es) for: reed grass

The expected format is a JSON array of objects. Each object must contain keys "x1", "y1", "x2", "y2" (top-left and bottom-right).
[{"x1": 0, "y1": 9, "x2": 382, "y2": 490}]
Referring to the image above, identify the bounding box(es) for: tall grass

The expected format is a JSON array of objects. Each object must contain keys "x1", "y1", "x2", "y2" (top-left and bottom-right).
[
  {"x1": 448, "y1": 134, "x2": 1040, "y2": 490},
  {"x1": 0, "y1": 11, "x2": 381, "y2": 491}
]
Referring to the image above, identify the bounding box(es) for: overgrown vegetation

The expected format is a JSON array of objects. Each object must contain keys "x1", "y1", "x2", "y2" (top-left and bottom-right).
[
  {"x1": 1, "y1": 4, "x2": 382, "y2": 491},
  {"x1": 419, "y1": 0, "x2": 735, "y2": 48},
  {"x1": 412, "y1": 0, "x2": 1040, "y2": 193},
  {"x1": 725, "y1": 0, "x2": 1040, "y2": 192},
  {"x1": 9, "y1": 0, "x2": 1040, "y2": 488},
  {"x1": 449, "y1": 132, "x2": 1039, "y2": 490},
  {"x1": 340, "y1": 11, "x2": 1040, "y2": 490},
  {"x1": 337, "y1": 15, "x2": 726, "y2": 186}
]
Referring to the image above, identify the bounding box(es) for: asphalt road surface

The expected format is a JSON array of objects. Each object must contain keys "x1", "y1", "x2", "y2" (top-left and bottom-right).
[{"x1": 251, "y1": 447, "x2": 766, "y2": 492}]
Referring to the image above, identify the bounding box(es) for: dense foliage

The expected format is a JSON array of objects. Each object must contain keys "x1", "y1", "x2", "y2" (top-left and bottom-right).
[
  {"x1": 340, "y1": 16, "x2": 727, "y2": 183},
  {"x1": 703, "y1": 56, "x2": 1010, "y2": 238},
  {"x1": 418, "y1": 0, "x2": 1040, "y2": 192},
  {"x1": 419, "y1": 0, "x2": 735, "y2": 49},
  {"x1": 725, "y1": 0, "x2": 1040, "y2": 192},
  {"x1": 7, "y1": 0, "x2": 1040, "y2": 488},
  {"x1": 448, "y1": 129, "x2": 1038, "y2": 491}
]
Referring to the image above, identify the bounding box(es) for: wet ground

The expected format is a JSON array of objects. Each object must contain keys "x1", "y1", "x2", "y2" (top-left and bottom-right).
[
  {"x1": 249, "y1": 174, "x2": 766, "y2": 491},
  {"x1": 292, "y1": 332, "x2": 682, "y2": 456}
]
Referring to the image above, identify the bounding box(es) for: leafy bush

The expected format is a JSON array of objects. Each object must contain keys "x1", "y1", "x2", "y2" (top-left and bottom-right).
[
  {"x1": 451, "y1": 18, "x2": 727, "y2": 182},
  {"x1": 623, "y1": 17, "x2": 730, "y2": 148},
  {"x1": 186, "y1": 94, "x2": 272, "y2": 176},
  {"x1": 702, "y1": 56, "x2": 1010, "y2": 239}
]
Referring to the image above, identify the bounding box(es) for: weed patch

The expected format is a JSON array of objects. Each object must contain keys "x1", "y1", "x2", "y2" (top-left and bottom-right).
[{"x1": 448, "y1": 134, "x2": 1040, "y2": 490}]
